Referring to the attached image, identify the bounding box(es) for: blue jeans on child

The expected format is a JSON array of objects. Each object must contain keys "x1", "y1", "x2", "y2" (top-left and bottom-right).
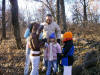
[
  {"x1": 46, "y1": 60, "x2": 57, "y2": 75},
  {"x1": 24, "y1": 44, "x2": 30, "y2": 75},
  {"x1": 44, "y1": 60, "x2": 48, "y2": 68}
]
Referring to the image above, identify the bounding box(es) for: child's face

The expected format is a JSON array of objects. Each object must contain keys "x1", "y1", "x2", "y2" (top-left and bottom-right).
[{"x1": 49, "y1": 38, "x2": 55, "y2": 42}]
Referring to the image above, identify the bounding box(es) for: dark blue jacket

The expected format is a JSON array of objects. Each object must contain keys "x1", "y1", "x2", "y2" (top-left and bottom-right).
[{"x1": 62, "y1": 40, "x2": 74, "y2": 66}]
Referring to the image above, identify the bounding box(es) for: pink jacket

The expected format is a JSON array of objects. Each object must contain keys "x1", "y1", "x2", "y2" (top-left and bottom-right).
[{"x1": 45, "y1": 43, "x2": 61, "y2": 61}]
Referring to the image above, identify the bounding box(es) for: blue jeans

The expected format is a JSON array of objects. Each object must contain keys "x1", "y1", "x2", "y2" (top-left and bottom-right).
[
  {"x1": 46, "y1": 60, "x2": 57, "y2": 75},
  {"x1": 44, "y1": 60, "x2": 48, "y2": 68},
  {"x1": 24, "y1": 44, "x2": 30, "y2": 75}
]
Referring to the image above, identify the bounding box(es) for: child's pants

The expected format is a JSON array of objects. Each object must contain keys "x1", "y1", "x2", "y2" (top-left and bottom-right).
[
  {"x1": 43, "y1": 48, "x2": 48, "y2": 68},
  {"x1": 44, "y1": 60, "x2": 48, "y2": 68},
  {"x1": 46, "y1": 60, "x2": 57, "y2": 75},
  {"x1": 24, "y1": 42, "x2": 30, "y2": 75},
  {"x1": 30, "y1": 51, "x2": 40, "y2": 75},
  {"x1": 63, "y1": 66, "x2": 72, "y2": 75}
]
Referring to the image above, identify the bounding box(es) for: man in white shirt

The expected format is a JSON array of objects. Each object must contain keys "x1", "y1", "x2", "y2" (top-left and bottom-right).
[{"x1": 41, "y1": 14, "x2": 61, "y2": 44}]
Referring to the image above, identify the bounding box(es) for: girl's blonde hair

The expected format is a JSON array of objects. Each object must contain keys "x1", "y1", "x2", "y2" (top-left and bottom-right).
[{"x1": 48, "y1": 38, "x2": 57, "y2": 44}]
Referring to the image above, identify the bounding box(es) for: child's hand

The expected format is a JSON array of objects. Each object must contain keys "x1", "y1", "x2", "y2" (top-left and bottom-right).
[
  {"x1": 57, "y1": 53, "x2": 64, "y2": 58},
  {"x1": 61, "y1": 54, "x2": 64, "y2": 57}
]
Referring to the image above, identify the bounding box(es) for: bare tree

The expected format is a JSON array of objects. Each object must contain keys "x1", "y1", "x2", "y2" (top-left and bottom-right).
[
  {"x1": 80, "y1": 0, "x2": 88, "y2": 22},
  {"x1": 72, "y1": 2, "x2": 82, "y2": 25},
  {"x1": 9, "y1": 0, "x2": 22, "y2": 49},
  {"x1": 2, "y1": 0, "x2": 6, "y2": 39},
  {"x1": 56, "y1": 0, "x2": 60, "y2": 25},
  {"x1": 88, "y1": 0, "x2": 99, "y2": 24},
  {"x1": 38, "y1": 4, "x2": 46, "y2": 22},
  {"x1": 40, "y1": 0, "x2": 56, "y2": 20},
  {"x1": 83, "y1": 0, "x2": 88, "y2": 21},
  {"x1": 60, "y1": 0, "x2": 67, "y2": 31},
  {"x1": 41, "y1": 5, "x2": 46, "y2": 22}
]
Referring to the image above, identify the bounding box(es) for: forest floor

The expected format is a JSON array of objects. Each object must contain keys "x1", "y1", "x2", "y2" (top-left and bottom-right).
[{"x1": 0, "y1": 25, "x2": 100, "y2": 75}]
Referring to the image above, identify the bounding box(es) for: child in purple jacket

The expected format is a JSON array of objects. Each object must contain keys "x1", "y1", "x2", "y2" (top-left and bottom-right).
[{"x1": 45, "y1": 33, "x2": 61, "y2": 75}]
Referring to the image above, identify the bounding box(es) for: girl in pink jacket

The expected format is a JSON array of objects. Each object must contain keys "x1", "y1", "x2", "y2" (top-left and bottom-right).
[{"x1": 45, "y1": 33, "x2": 61, "y2": 75}]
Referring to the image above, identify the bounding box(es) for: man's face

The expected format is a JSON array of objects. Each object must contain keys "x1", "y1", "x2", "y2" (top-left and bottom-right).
[{"x1": 46, "y1": 16, "x2": 52, "y2": 24}]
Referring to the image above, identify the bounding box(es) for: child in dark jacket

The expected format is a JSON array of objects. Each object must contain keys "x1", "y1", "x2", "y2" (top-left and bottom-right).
[
  {"x1": 61, "y1": 32, "x2": 74, "y2": 75},
  {"x1": 24, "y1": 22, "x2": 44, "y2": 75},
  {"x1": 28, "y1": 22, "x2": 44, "y2": 75}
]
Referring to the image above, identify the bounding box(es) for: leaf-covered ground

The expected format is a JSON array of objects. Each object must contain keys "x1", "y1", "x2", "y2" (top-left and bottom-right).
[{"x1": 0, "y1": 25, "x2": 100, "y2": 75}]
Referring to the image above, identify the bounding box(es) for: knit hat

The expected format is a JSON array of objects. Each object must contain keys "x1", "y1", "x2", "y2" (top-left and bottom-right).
[
  {"x1": 49, "y1": 33, "x2": 56, "y2": 39},
  {"x1": 63, "y1": 32, "x2": 73, "y2": 42}
]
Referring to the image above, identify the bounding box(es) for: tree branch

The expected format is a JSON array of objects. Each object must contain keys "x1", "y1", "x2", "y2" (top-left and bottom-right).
[
  {"x1": 40, "y1": 0, "x2": 56, "y2": 20},
  {"x1": 80, "y1": 0, "x2": 84, "y2": 6},
  {"x1": 40, "y1": 1, "x2": 51, "y2": 10}
]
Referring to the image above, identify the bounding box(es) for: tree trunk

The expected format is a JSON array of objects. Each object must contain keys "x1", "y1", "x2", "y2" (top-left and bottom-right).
[
  {"x1": 10, "y1": 0, "x2": 22, "y2": 49},
  {"x1": 2, "y1": 0, "x2": 6, "y2": 39},
  {"x1": 56, "y1": 0, "x2": 60, "y2": 25},
  {"x1": 83, "y1": 0, "x2": 87, "y2": 21},
  {"x1": 83, "y1": 0, "x2": 88, "y2": 27},
  {"x1": 60, "y1": 0, "x2": 67, "y2": 32}
]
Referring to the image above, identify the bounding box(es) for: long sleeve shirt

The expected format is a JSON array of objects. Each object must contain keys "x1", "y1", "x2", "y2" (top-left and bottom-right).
[
  {"x1": 41, "y1": 22, "x2": 61, "y2": 39},
  {"x1": 24, "y1": 28, "x2": 30, "y2": 39}
]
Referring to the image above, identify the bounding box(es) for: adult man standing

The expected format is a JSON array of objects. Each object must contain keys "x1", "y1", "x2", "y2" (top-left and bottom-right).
[{"x1": 42, "y1": 14, "x2": 61, "y2": 43}]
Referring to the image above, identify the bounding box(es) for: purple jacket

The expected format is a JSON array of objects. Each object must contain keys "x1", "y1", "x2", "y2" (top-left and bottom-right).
[{"x1": 45, "y1": 43, "x2": 61, "y2": 61}]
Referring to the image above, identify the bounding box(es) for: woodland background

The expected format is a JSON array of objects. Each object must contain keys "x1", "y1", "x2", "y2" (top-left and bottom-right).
[{"x1": 0, "y1": 0, "x2": 100, "y2": 75}]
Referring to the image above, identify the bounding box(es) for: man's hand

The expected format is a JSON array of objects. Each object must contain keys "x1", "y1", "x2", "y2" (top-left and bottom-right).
[
  {"x1": 57, "y1": 39, "x2": 61, "y2": 44},
  {"x1": 42, "y1": 38, "x2": 47, "y2": 43}
]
